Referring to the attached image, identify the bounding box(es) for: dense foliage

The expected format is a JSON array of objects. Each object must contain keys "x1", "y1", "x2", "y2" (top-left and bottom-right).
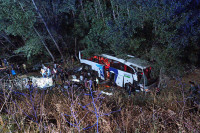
[{"x1": 0, "y1": 0, "x2": 200, "y2": 76}]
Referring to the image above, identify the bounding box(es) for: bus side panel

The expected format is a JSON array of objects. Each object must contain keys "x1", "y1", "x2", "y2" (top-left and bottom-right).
[
  {"x1": 79, "y1": 58, "x2": 88, "y2": 64},
  {"x1": 109, "y1": 67, "x2": 134, "y2": 87},
  {"x1": 133, "y1": 73, "x2": 138, "y2": 81},
  {"x1": 114, "y1": 70, "x2": 124, "y2": 87},
  {"x1": 80, "y1": 59, "x2": 102, "y2": 78},
  {"x1": 123, "y1": 72, "x2": 133, "y2": 86}
]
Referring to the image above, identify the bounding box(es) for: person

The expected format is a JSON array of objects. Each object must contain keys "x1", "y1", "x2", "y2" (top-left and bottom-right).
[
  {"x1": 26, "y1": 79, "x2": 34, "y2": 93},
  {"x1": 23, "y1": 63, "x2": 28, "y2": 73},
  {"x1": 93, "y1": 78, "x2": 97, "y2": 91},
  {"x1": 16, "y1": 64, "x2": 21, "y2": 74},
  {"x1": 83, "y1": 71, "x2": 88, "y2": 79},
  {"x1": 42, "y1": 64, "x2": 48, "y2": 73},
  {"x1": 52, "y1": 67, "x2": 57, "y2": 80},
  {"x1": 64, "y1": 81, "x2": 69, "y2": 89},
  {"x1": 88, "y1": 78, "x2": 93, "y2": 90},
  {"x1": 1, "y1": 59, "x2": 5, "y2": 67},
  {"x1": 71, "y1": 56, "x2": 74, "y2": 66},
  {"x1": 188, "y1": 81, "x2": 198, "y2": 98},
  {"x1": 52, "y1": 73, "x2": 56, "y2": 86},
  {"x1": 11, "y1": 68, "x2": 16, "y2": 78},
  {"x1": 57, "y1": 65, "x2": 62, "y2": 75},
  {"x1": 188, "y1": 81, "x2": 199, "y2": 111},
  {"x1": 128, "y1": 82, "x2": 132, "y2": 96},
  {"x1": 60, "y1": 70, "x2": 65, "y2": 85},
  {"x1": 6, "y1": 68, "x2": 11, "y2": 79},
  {"x1": 155, "y1": 87, "x2": 160, "y2": 95},
  {"x1": 80, "y1": 73, "x2": 84, "y2": 82},
  {"x1": 54, "y1": 62, "x2": 57, "y2": 69},
  {"x1": 40, "y1": 68, "x2": 46, "y2": 78},
  {"x1": 95, "y1": 77, "x2": 99, "y2": 90},
  {"x1": 47, "y1": 67, "x2": 51, "y2": 77},
  {"x1": 84, "y1": 78, "x2": 88, "y2": 91},
  {"x1": 3, "y1": 58, "x2": 8, "y2": 67},
  {"x1": 65, "y1": 71, "x2": 69, "y2": 81},
  {"x1": 0, "y1": 59, "x2": 2, "y2": 67},
  {"x1": 11, "y1": 64, "x2": 14, "y2": 69}
]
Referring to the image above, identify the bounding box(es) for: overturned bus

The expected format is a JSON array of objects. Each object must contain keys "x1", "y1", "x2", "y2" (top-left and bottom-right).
[{"x1": 79, "y1": 51, "x2": 157, "y2": 92}]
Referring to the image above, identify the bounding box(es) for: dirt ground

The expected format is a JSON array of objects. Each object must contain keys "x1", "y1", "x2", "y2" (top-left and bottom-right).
[{"x1": 167, "y1": 69, "x2": 200, "y2": 91}]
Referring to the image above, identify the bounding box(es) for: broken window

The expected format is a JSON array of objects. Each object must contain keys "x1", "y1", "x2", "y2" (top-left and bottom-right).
[{"x1": 124, "y1": 65, "x2": 134, "y2": 74}]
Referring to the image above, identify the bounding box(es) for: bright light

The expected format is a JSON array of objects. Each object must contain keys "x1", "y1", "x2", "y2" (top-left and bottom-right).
[
  {"x1": 101, "y1": 91, "x2": 113, "y2": 96},
  {"x1": 31, "y1": 77, "x2": 53, "y2": 88},
  {"x1": 71, "y1": 79, "x2": 80, "y2": 82}
]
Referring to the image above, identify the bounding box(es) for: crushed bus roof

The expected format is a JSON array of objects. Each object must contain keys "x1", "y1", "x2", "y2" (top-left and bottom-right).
[
  {"x1": 101, "y1": 54, "x2": 150, "y2": 69},
  {"x1": 126, "y1": 57, "x2": 150, "y2": 69}
]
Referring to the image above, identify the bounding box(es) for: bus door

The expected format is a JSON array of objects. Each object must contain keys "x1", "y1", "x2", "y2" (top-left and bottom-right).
[
  {"x1": 123, "y1": 65, "x2": 136, "y2": 84},
  {"x1": 109, "y1": 67, "x2": 118, "y2": 85},
  {"x1": 136, "y1": 68, "x2": 148, "y2": 91}
]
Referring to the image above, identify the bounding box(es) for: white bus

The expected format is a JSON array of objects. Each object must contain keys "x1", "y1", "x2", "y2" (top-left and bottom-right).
[{"x1": 79, "y1": 51, "x2": 157, "y2": 91}]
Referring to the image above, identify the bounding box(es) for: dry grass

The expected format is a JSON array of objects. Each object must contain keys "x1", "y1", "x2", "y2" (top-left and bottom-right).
[{"x1": 0, "y1": 79, "x2": 200, "y2": 133}]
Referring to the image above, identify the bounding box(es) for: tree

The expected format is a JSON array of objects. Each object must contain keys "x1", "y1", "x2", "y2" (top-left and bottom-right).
[{"x1": 78, "y1": 0, "x2": 199, "y2": 76}]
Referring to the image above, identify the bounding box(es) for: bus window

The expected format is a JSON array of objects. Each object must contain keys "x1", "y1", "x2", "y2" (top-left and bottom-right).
[
  {"x1": 99, "y1": 56, "x2": 104, "y2": 64},
  {"x1": 82, "y1": 53, "x2": 87, "y2": 60},
  {"x1": 110, "y1": 61, "x2": 116, "y2": 68},
  {"x1": 92, "y1": 56, "x2": 99, "y2": 63},
  {"x1": 104, "y1": 59, "x2": 110, "y2": 70},
  {"x1": 124, "y1": 65, "x2": 127, "y2": 71},
  {"x1": 138, "y1": 67, "x2": 152, "y2": 86},
  {"x1": 119, "y1": 63, "x2": 124, "y2": 71},
  {"x1": 111, "y1": 61, "x2": 120, "y2": 70},
  {"x1": 126, "y1": 66, "x2": 134, "y2": 74},
  {"x1": 137, "y1": 68, "x2": 143, "y2": 82},
  {"x1": 144, "y1": 67, "x2": 151, "y2": 79},
  {"x1": 110, "y1": 61, "x2": 124, "y2": 71},
  {"x1": 139, "y1": 73, "x2": 148, "y2": 86}
]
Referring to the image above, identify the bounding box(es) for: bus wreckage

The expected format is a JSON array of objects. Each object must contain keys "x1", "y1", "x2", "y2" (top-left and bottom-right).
[{"x1": 79, "y1": 51, "x2": 158, "y2": 92}]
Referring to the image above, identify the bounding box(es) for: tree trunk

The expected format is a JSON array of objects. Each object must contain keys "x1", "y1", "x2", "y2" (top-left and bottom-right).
[
  {"x1": 18, "y1": 1, "x2": 55, "y2": 62},
  {"x1": 97, "y1": 0, "x2": 104, "y2": 21},
  {"x1": 59, "y1": 36, "x2": 70, "y2": 61},
  {"x1": 0, "y1": 33, "x2": 16, "y2": 48},
  {"x1": 94, "y1": 0, "x2": 99, "y2": 18},
  {"x1": 31, "y1": 0, "x2": 65, "y2": 63},
  {"x1": 33, "y1": 27, "x2": 55, "y2": 62},
  {"x1": 126, "y1": 0, "x2": 130, "y2": 19},
  {"x1": 80, "y1": 0, "x2": 87, "y2": 21},
  {"x1": 116, "y1": 5, "x2": 120, "y2": 20},
  {"x1": 158, "y1": 67, "x2": 163, "y2": 88},
  {"x1": 110, "y1": 0, "x2": 116, "y2": 20},
  {"x1": 0, "y1": 41, "x2": 6, "y2": 47},
  {"x1": 74, "y1": 37, "x2": 79, "y2": 61}
]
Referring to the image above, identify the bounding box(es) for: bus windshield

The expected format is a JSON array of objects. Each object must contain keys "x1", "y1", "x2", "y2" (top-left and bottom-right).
[{"x1": 138, "y1": 67, "x2": 152, "y2": 86}]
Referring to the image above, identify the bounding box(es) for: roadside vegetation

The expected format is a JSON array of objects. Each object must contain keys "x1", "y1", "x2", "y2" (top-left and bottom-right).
[{"x1": 0, "y1": 69, "x2": 200, "y2": 132}]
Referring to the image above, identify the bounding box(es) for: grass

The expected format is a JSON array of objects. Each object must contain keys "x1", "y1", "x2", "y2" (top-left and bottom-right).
[{"x1": 0, "y1": 78, "x2": 200, "y2": 132}]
